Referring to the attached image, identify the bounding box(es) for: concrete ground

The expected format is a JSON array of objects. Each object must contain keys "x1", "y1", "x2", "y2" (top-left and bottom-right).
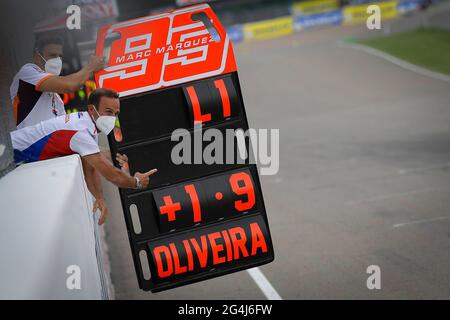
[{"x1": 101, "y1": 16, "x2": 450, "y2": 299}]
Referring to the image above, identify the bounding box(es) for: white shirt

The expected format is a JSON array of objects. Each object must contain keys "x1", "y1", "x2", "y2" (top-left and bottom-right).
[
  {"x1": 11, "y1": 112, "x2": 100, "y2": 163},
  {"x1": 10, "y1": 63, "x2": 65, "y2": 129}
]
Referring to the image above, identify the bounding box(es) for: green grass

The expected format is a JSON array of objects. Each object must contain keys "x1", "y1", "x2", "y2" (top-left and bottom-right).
[{"x1": 354, "y1": 28, "x2": 450, "y2": 75}]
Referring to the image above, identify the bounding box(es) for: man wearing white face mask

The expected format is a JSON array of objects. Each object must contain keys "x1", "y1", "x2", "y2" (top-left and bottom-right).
[
  {"x1": 10, "y1": 35, "x2": 105, "y2": 129},
  {"x1": 10, "y1": 88, "x2": 158, "y2": 225}
]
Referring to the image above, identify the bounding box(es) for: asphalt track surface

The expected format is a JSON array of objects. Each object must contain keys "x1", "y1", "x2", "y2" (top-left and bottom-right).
[{"x1": 101, "y1": 22, "x2": 450, "y2": 299}]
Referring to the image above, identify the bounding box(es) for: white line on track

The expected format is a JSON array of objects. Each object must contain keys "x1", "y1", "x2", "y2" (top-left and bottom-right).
[
  {"x1": 393, "y1": 216, "x2": 450, "y2": 228},
  {"x1": 337, "y1": 41, "x2": 450, "y2": 83},
  {"x1": 247, "y1": 267, "x2": 283, "y2": 300}
]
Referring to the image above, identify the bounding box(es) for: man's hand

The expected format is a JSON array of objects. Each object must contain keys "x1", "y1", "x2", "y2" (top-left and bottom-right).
[
  {"x1": 83, "y1": 153, "x2": 155, "y2": 190},
  {"x1": 93, "y1": 198, "x2": 108, "y2": 225},
  {"x1": 134, "y1": 169, "x2": 158, "y2": 189},
  {"x1": 115, "y1": 153, "x2": 129, "y2": 174},
  {"x1": 87, "y1": 55, "x2": 106, "y2": 73}
]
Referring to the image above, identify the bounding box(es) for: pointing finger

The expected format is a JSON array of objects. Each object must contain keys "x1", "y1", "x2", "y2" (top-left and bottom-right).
[{"x1": 144, "y1": 168, "x2": 158, "y2": 177}]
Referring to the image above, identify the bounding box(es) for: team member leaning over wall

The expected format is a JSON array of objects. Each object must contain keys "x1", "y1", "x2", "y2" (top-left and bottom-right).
[{"x1": 9, "y1": 88, "x2": 158, "y2": 225}]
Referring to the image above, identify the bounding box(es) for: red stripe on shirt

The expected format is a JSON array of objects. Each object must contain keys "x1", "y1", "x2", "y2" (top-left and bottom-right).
[{"x1": 39, "y1": 130, "x2": 78, "y2": 160}]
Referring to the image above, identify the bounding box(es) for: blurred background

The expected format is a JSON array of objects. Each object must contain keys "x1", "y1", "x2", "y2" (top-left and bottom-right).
[{"x1": 1, "y1": 0, "x2": 450, "y2": 299}]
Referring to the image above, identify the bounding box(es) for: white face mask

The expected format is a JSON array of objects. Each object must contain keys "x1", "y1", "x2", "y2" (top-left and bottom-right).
[
  {"x1": 94, "y1": 107, "x2": 116, "y2": 135},
  {"x1": 38, "y1": 52, "x2": 62, "y2": 75}
]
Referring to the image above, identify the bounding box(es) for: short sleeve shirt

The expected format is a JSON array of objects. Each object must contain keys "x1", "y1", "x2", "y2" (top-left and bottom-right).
[
  {"x1": 10, "y1": 63, "x2": 65, "y2": 129},
  {"x1": 11, "y1": 112, "x2": 99, "y2": 164}
]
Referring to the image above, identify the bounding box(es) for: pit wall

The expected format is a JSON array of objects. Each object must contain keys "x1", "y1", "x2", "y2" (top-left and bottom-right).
[{"x1": 0, "y1": 154, "x2": 112, "y2": 299}]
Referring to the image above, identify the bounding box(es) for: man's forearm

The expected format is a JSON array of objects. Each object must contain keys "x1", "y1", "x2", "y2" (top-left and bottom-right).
[
  {"x1": 83, "y1": 153, "x2": 137, "y2": 190},
  {"x1": 63, "y1": 65, "x2": 93, "y2": 90},
  {"x1": 91, "y1": 169, "x2": 105, "y2": 200},
  {"x1": 83, "y1": 161, "x2": 105, "y2": 200},
  {"x1": 109, "y1": 167, "x2": 137, "y2": 189}
]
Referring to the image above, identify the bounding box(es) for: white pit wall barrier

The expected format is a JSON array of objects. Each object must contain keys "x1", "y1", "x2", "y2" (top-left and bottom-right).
[{"x1": 0, "y1": 154, "x2": 110, "y2": 299}]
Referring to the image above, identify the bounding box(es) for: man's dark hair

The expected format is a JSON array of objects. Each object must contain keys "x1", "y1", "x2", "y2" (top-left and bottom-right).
[
  {"x1": 88, "y1": 88, "x2": 120, "y2": 108},
  {"x1": 34, "y1": 35, "x2": 64, "y2": 53}
]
